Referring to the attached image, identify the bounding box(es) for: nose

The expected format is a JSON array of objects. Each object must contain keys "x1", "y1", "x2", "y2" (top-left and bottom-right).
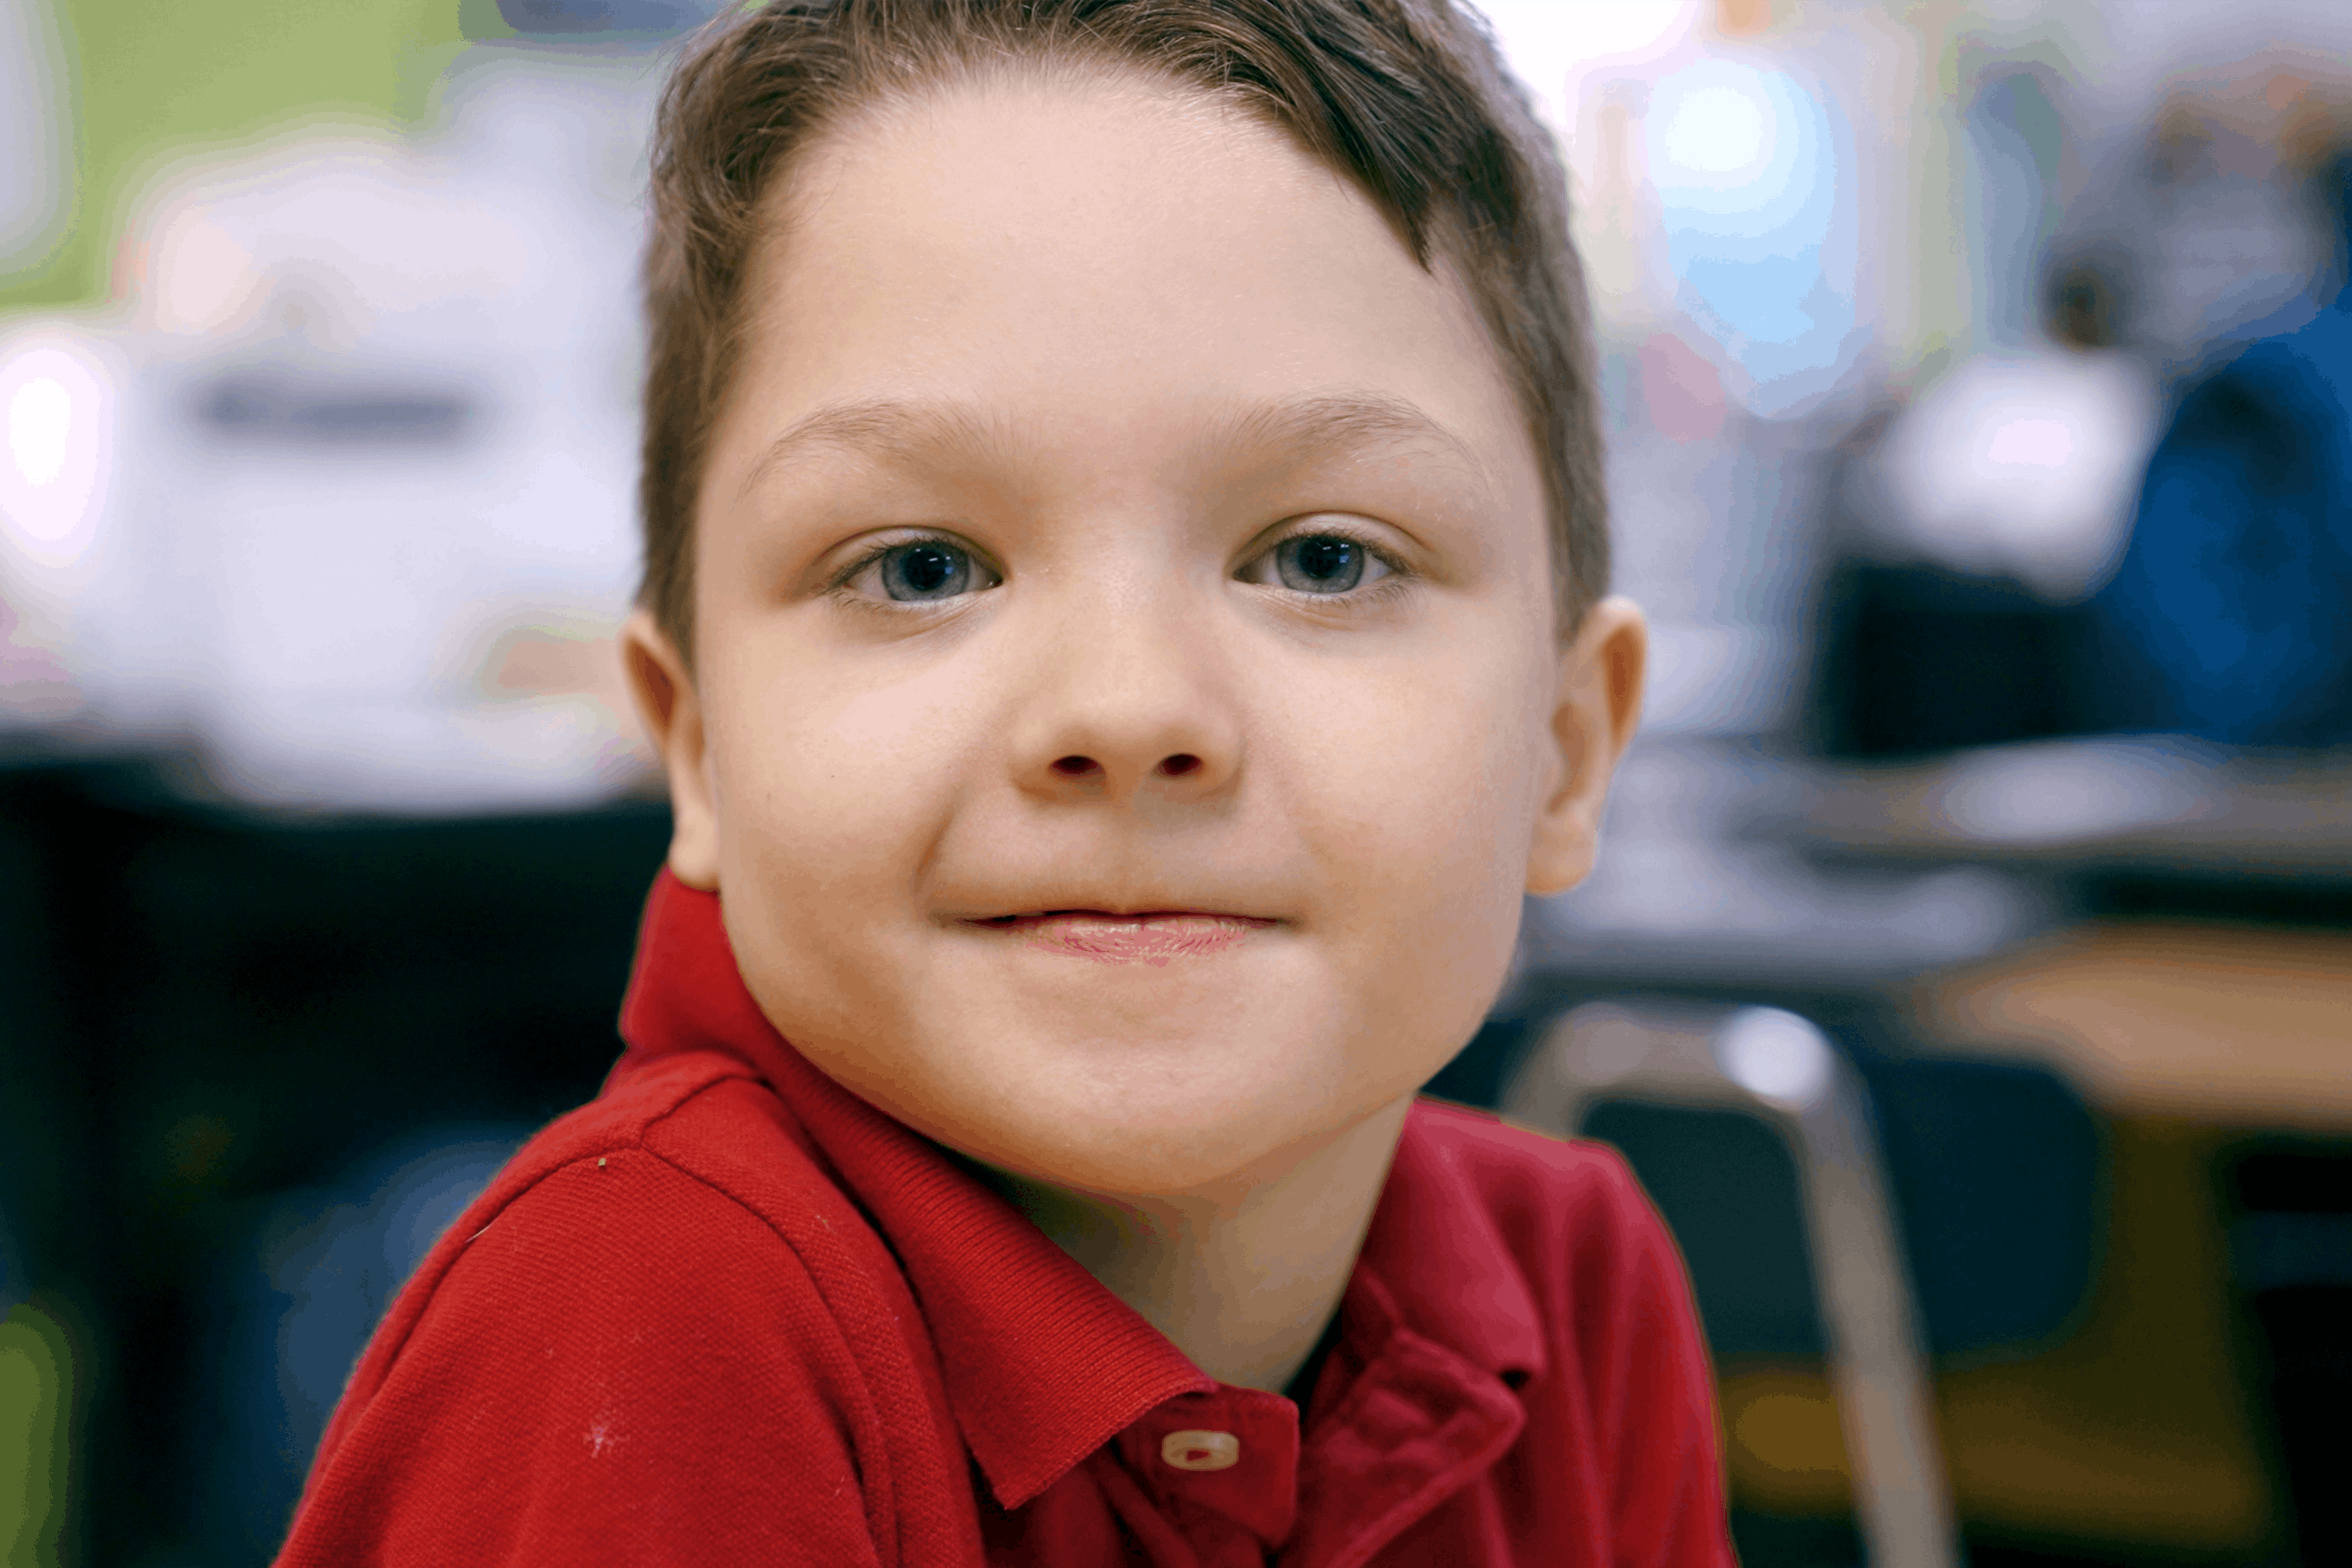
[{"x1": 1009, "y1": 593, "x2": 1240, "y2": 805}]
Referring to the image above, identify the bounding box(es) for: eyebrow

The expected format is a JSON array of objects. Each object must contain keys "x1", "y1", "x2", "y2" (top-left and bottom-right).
[{"x1": 736, "y1": 387, "x2": 1488, "y2": 499}]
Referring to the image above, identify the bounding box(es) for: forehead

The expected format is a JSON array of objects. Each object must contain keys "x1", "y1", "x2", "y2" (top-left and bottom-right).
[{"x1": 710, "y1": 68, "x2": 1539, "y2": 513}]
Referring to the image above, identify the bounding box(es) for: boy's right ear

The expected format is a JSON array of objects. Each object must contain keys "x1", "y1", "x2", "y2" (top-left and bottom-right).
[{"x1": 620, "y1": 609, "x2": 722, "y2": 891}]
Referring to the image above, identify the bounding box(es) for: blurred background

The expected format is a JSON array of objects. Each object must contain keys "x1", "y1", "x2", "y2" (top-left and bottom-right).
[{"x1": 1, "y1": 0, "x2": 2347, "y2": 1563}]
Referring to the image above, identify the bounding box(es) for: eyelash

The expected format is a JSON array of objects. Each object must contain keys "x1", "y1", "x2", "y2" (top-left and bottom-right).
[{"x1": 822, "y1": 524, "x2": 1417, "y2": 614}]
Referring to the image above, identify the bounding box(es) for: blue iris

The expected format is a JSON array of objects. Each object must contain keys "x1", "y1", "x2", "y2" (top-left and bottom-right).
[
  {"x1": 881, "y1": 541, "x2": 973, "y2": 601},
  {"x1": 1275, "y1": 535, "x2": 1364, "y2": 593}
]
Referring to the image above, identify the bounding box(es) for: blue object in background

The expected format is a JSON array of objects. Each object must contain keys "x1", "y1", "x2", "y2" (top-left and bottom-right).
[
  {"x1": 188, "y1": 1126, "x2": 526, "y2": 1562},
  {"x1": 2095, "y1": 159, "x2": 2352, "y2": 748}
]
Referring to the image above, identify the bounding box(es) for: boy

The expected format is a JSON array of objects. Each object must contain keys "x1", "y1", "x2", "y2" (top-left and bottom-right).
[{"x1": 277, "y1": 2, "x2": 1729, "y2": 1562}]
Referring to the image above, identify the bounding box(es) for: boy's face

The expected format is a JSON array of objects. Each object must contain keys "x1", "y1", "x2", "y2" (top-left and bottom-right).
[{"x1": 628, "y1": 72, "x2": 1643, "y2": 1197}]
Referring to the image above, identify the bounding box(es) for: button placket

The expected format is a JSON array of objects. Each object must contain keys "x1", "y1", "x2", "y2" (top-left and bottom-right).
[
  {"x1": 1121, "y1": 1389, "x2": 1303, "y2": 1553},
  {"x1": 1289, "y1": 1325, "x2": 1526, "y2": 1568}
]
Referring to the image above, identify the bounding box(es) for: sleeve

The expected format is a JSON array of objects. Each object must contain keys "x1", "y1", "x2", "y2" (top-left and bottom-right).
[
  {"x1": 1573, "y1": 1149, "x2": 1739, "y2": 1568},
  {"x1": 273, "y1": 1147, "x2": 889, "y2": 1568}
]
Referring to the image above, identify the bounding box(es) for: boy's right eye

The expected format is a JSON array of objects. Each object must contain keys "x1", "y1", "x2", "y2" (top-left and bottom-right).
[{"x1": 839, "y1": 537, "x2": 1003, "y2": 604}]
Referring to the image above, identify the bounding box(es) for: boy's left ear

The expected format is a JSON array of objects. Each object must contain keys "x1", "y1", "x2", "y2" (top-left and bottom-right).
[{"x1": 1526, "y1": 595, "x2": 1646, "y2": 897}]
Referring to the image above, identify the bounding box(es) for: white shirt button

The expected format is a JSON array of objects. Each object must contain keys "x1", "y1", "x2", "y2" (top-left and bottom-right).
[{"x1": 1160, "y1": 1430, "x2": 1241, "y2": 1472}]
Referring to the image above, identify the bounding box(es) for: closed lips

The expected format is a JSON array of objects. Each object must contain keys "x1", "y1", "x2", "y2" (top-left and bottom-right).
[{"x1": 974, "y1": 911, "x2": 1276, "y2": 965}]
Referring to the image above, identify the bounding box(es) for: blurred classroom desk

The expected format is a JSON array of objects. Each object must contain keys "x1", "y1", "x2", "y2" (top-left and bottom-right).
[
  {"x1": 1792, "y1": 733, "x2": 2352, "y2": 1127},
  {"x1": 1790, "y1": 736, "x2": 2352, "y2": 911},
  {"x1": 1921, "y1": 921, "x2": 2352, "y2": 1133},
  {"x1": 1770, "y1": 736, "x2": 2352, "y2": 1562}
]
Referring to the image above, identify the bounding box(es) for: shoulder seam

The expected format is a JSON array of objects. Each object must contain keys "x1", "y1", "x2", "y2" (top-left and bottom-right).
[
  {"x1": 350, "y1": 1078, "x2": 904, "y2": 1558},
  {"x1": 367, "y1": 1062, "x2": 768, "y2": 1374}
]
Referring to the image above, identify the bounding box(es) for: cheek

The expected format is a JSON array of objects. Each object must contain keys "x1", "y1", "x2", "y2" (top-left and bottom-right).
[
  {"x1": 1267, "y1": 639, "x2": 1547, "y2": 1034},
  {"x1": 1276, "y1": 633, "x2": 1545, "y2": 877},
  {"x1": 722, "y1": 628, "x2": 977, "y2": 804},
  {"x1": 706, "y1": 643, "x2": 985, "y2": 945}
]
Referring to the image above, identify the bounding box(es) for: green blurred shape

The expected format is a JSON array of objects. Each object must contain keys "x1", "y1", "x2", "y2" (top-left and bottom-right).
[
  {"x1": 456, "y1": 0, "x2": 526, "y2": 39},
  {"x1": 0, "y1": 1305, "x2": 73, "y2": 1568},
  {"x1": 2, "y1": 0, "x2": 468, "y2": 309}
]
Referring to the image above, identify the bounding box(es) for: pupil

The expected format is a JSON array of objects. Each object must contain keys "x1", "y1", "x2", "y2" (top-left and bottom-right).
[
  {"x1": 1297, "y1": 537, "x2": 1354, "y2": 579},
  {"x1": 1276, "y1": 533, "x2": 1363, "y2": 592},
  {"x1": 891, "y1": 543, "x2": 963, "y2": 598}
]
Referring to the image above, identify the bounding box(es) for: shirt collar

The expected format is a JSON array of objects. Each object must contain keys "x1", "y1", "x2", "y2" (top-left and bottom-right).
[
  {"x1": 1354, "y1": 1102, "x2": 1548, "y2": 1387},
  {"x1": 609, "y1": 870, "x2": 1544, "y2": 1502},
  {"x1": 611, "y1": 871, "x2": 1208, "y2": 1507}
]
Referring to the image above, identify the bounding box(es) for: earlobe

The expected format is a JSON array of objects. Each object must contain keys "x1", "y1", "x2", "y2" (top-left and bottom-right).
[
  {"x1": 1525, "y1": 596, "x2": 1646, "y2": 898},
  {"x1": 620, "y1": 609, "x2": 722, "y2": 891}
]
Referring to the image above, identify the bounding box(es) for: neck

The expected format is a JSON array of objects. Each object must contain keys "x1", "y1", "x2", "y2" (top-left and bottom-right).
[{"x1": 976, "y1": 1094, "x2": 1414, "y2": 1392}]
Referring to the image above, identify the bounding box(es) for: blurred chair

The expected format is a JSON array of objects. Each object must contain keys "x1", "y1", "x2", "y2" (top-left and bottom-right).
[
  {"x1": 2228, "y1": 1142, "x2": 2352, "y2": 1566},
  {"x1": 1504, "y1": 1001, "x2": 1956, "y2": 1568},
  {"x1": 1913, "y1": 922, "x2": 2350, "y2": 1560}
]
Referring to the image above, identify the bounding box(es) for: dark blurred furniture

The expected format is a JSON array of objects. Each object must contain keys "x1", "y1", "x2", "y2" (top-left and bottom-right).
[
  {"x1": 1811, "y1": 562, "x2": 2107, "y2": 759},
  {"x1": 1505, "y1": 1001, "x2": 1962, "y2": 1568},
  {"x1": 0, "y1": 751, "x2": 669, "y2": 1567},
  {"x1": 1789, "y1": 738, "x2": 2352, "y2": 911},
  {"x1": 2228, "y1": 1144, "x2": 2352, "y2": 1568},
  {"x1": 1425, "y1": 731, "x2": 2352, "y2": 1566},
  {"x1": 1776, "y1": 737, "x2": 2352, "y2": 1565},
  {"x1": 1917, "y1": 923, "x2": 2352, "y2": 1568}
]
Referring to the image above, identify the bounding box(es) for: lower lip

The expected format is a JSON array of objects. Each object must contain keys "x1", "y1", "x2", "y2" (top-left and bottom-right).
[{"x1": 982, "y1": 913, "x2": 1274, "y2": 966}]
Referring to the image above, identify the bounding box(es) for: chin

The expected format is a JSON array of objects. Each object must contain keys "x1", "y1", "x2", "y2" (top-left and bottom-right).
[{"x1": 958, "y1": 1066, "x2": 1401, "y2": 1200}]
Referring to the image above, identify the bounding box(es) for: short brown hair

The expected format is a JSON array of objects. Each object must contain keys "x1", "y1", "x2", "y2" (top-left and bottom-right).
[{"x1": 639, "y1": 0, "x2": 1607, "y2": 657}]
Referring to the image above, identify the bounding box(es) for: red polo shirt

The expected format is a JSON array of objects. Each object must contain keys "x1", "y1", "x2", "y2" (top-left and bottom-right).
[{"x1": 276, "y1": 873, "x2": 1735, "y2": 1566}]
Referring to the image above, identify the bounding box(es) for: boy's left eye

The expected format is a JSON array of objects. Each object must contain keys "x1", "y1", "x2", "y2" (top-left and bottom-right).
[{"x1": 1241, "y1": 532, "x2": 1395, "y2": 595}]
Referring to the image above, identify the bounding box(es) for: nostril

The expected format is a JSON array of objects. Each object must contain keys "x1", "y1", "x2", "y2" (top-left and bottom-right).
[
  {"x1": 1159, "y1": 753, "x2": 1202, "y2": 777},
  {"x1": 1052, "y1": 755, "x2": 1100, "y2": 778}
]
